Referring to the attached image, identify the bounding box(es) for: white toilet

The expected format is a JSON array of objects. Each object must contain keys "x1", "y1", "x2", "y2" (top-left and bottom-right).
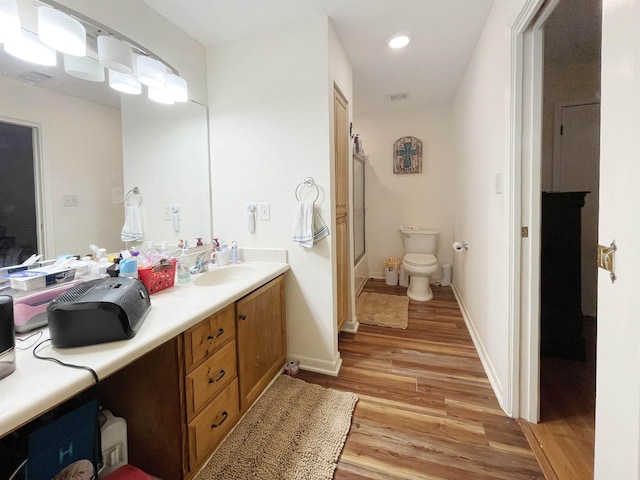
[{"x1": 399, "y1": 227, "x2": 439, "y2": 302}]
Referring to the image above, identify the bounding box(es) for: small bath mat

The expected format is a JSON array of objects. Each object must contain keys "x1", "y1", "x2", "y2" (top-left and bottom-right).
[{"x1": 356, "y1": 292, "x2": 409, "y2": 329}]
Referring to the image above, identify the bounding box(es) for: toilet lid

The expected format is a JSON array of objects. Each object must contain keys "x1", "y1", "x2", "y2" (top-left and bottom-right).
[{"x1": 404, "y1": 253, "x2": 437, "y2": 267}]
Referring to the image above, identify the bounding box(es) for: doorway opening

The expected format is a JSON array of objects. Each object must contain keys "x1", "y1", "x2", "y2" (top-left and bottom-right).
[
  {"x1": 517, "y1": 0, "x2": 602, "y2": 478},
  {"x1": 0, "y1": 120, "x2": 40, "y2": 267}
]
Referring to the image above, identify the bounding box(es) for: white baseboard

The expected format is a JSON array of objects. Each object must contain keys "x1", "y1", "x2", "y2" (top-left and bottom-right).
[
  {"x1": 451, "y1": 282, "x2": 506, "y2": 414},
  {"x1": 341, "y1": 317, "x2": 359, "y2": 333},
  {"x1": 290, "y1": 351, "x2": 342, "y2": 377}
]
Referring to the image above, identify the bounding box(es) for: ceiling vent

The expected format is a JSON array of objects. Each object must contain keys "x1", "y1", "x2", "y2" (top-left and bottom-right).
[
  {"x1": 389, "y1": 92, "x2": 409, "y2": 101},
  {"x1": 15, "y1": 71, "x2": 53, "y2": 84}
]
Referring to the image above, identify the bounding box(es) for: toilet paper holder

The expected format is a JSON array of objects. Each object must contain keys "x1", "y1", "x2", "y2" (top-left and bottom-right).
[{"x1": 453, "y1": 241, "x2": 468, "y2": 252}]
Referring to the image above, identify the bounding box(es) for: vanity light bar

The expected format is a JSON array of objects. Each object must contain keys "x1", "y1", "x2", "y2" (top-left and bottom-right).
[
  {"x1": 5, "y1": 0, "x2": 189, "y2": 103},
  {"x1": 37, "y1": 5, "x2": 86, "y2": 56},
  {"x1": 63, "y1": 52, "x2": 105, "y2": 82},
  {"x1": 0, "y1": 0, "x2": 21, "y2": 43},
  {"x1": 98, "y1": 35, "x2": 134, "y2": 74},
  {"x1": 4, "y1": 29, "x2": 56, "y2": 66},
  {"x1": 108, "y1": 69, "x2": 142, "y2": 95},
  {"x1": 137, "y1": 55, "x2": 166, "y2": 88}
]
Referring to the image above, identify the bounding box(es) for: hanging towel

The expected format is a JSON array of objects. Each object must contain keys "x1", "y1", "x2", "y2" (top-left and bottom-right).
[
  {"x1": 292, "y1": 202, "x2": 330, "y2": 248},
  {"x1": 121, "y1": 205, "x2": 144, "y2": 242},
  {"x1": 292, "y1": 201, "x2": 314, "y2": 247},
  {"x1": 313, "y1": 210, "x2": 329, "y2": 243}
]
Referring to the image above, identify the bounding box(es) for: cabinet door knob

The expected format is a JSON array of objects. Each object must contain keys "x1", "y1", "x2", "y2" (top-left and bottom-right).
[
  {"x1": 211, "y1": 411, "x2": 228, "y2": 428},
  {"x1": 239, "y1": 314, "x2": 247, "y2": 320}
]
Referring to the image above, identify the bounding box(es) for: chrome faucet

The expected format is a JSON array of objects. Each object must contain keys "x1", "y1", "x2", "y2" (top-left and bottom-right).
[{"x1": 190, "y1": 252, "x2": 209, "y2": 274}]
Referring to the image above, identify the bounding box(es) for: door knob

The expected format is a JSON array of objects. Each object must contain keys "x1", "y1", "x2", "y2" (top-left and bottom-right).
[{"x1": 597, "y1": 240, "x2": 617, "y2": 283}]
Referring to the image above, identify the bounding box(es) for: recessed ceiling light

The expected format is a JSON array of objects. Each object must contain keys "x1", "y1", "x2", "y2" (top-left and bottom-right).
[{"x1": 387, "y1": 33, "x2": 411, "y2": 49}]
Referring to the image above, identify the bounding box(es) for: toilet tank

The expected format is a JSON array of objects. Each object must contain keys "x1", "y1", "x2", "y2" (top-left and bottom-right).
[{"x1": 399, "y1": 227, "x2": 439, "y2": 254}]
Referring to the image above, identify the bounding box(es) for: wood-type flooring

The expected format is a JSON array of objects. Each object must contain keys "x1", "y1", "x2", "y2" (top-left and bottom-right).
[
  {"x1": 297, "y1": 279, "x2": 545, "y2": 480},
  {"x1": 520, "y1": 318, "x2": 596, "y2": 480}
]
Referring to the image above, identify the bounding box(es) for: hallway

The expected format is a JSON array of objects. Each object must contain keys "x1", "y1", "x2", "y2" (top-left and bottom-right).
[{"x1": 297, "y1": 280, "x2": 544, "y2": 479}]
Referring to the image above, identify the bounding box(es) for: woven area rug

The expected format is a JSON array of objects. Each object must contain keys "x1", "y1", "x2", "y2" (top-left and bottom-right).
[
  {"x1": 195, "y1": 375, "x2": 358, "y2": 480},
  {"x1": 356, "y1": 292, "x2": 409, "y2": 329}
]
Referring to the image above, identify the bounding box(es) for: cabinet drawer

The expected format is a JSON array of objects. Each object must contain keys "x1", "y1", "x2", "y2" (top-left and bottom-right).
[
  {"x1": 185, "y1": 340, "x2": 237, "y2": 421},
  {"x1": 184, "y1": 304, "x2": 236, "y2": 371},
  {"x1": 188, "y1": 378, "x2": 239, "y2": 470}
]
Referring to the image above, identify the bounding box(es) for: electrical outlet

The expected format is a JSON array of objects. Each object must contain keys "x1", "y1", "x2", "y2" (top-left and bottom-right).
[
  {"x1": 258, "y1": 203, "x2": 270, "y2": 221},
  {"x1": 63, "y1": 194, "x2": 78, "y2": 207},
  {"x1": 163, "y1": 206, "x2": 171, "y2": 221},
  {"x1": 495, "y1": 173, "x2": 503, "y2": 194}
]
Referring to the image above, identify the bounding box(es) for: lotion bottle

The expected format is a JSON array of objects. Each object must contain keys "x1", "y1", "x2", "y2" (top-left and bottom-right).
[{"x1": 231, "y1": 241, "x2": 238, "y2": 263}]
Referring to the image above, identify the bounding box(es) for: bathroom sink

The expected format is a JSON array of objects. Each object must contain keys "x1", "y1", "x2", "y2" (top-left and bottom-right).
[{"x1": 193, "y1": 264, "x2": 257, "y2": 286}]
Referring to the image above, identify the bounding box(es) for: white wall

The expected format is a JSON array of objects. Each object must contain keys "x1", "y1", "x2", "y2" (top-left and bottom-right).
[
  {"x1": 328, "y1": 22, "x2": 357, "y2": 332},
  {"x1": 0, "y1": 76, "x2": 123, "y2": 256},
  {"x1": 208, "y1": 17, "x2": 352, "y2": 375},
  {"x1": 354, "y1": 107, "x2": 456, "y2": 281},
  {"x1": 452, "y1": 0, "x2": 526, "y2": 413}
]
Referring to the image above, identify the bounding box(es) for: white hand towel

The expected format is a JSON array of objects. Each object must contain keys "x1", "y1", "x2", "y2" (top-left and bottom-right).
[
  {"x1": 121, "y1": 205, "x2": 144, "y2": 242},
  {"x1": 313, "y1": 210, "x2": 329, "y2": 243},
  {"x1": 292, "y1": 201, "x2": 314, "y2": 248}
]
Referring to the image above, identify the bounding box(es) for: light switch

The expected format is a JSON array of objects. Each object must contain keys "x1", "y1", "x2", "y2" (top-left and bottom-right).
[{"x1": 258, "y1": 203, "x2": 270, "y2": 221}]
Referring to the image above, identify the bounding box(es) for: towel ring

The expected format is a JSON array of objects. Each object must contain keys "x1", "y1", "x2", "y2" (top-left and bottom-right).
[
  {"x1": 295, "y1": 177, "x2": 319, "y2": 203},
  {"x1": 125, "y1": 187, "x2": 143, "y2": 207}
]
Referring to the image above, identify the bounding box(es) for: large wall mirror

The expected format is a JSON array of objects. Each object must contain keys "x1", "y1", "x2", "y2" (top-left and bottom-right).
[{"x1": 0, "y1": 21, "x2": 211, "y2": 266}]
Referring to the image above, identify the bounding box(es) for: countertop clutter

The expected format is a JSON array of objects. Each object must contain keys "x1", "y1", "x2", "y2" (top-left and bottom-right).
[{"x1": 0, "y1": 260, "x2": 289, "y2": 438}]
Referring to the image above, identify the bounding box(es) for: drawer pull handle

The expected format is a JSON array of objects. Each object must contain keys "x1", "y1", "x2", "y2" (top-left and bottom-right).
[
  {"x1": 207, "y1": 328, "x2": 224, "y2": 340},
  {"x1": 209, "y1": 369, "x2": 226, "y2": 384},
  {"x1": 211, "y1": 411, "x2": 228, "y2": 428},
  {"x1": 239, "y1": 314, "x2": 247, "y2": 320}
]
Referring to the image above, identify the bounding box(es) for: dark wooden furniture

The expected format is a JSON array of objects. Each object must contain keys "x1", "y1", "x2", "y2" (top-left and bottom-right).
[{"x1": 540, "y1": 191, "x2": 589, "y2": 360}]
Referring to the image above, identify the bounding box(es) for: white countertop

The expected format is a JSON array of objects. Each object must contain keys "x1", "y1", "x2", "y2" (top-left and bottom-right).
[{"x1": 0, "y1": 260, "x2": 289, "y2": 437}]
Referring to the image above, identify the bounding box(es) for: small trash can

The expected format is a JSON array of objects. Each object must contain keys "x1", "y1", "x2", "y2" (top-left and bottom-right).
[
  {"x1": 440, "y1": 264, "x2": 452, "y2": 287},
  {"x1": 385, "y1": 265, "x2": 399, "y2": 286},
  {"x1": 399, "y1": 265, "x2": 409, "y2": 287}
]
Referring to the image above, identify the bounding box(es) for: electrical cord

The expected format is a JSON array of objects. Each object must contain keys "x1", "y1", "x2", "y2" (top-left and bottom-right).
[
  {"x1": 15, "y1": 330, "x2": 43, "y2": 350},
  {"x1": 32, "y1": 339, "x2": 100, "y2": 385},
  {"x1": 7, "y1": 458, "x2": 27, "y2": 480}
]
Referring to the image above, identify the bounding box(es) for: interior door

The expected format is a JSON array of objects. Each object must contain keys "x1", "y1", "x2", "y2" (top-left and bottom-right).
[{"x1": 593, "y1": 1, "x2": 640, "y2": 478}]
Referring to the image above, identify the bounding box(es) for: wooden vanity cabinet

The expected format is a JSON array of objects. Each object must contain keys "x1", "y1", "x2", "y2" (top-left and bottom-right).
[
  {"x1": 99, "y1": 275, "x2": 286, "y2": 480},
  {"x1": 182, "y1": 304, "x2": 239, "y2": 472},
  {"x1": 237, "y1": 274, "x2": 287, "y2": 412}
]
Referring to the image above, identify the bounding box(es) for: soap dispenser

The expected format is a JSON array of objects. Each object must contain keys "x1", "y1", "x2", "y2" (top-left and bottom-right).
[{"x1": 176, "y1": 243, "x2": 191, "y2": 283}]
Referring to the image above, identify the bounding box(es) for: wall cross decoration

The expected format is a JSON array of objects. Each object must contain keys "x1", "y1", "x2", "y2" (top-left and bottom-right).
[{"x1": 393, "y1": 136, "x2": 422, "y2": 174}]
